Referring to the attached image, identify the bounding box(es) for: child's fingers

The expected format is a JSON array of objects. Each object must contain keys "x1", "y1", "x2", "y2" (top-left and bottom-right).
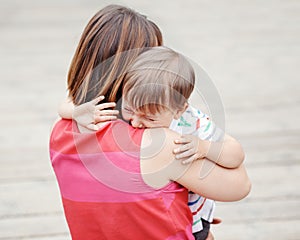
[
  {"x1": 91, "y1": 95, "x2": 105, "y2": 105},
  {"x1": 182, "y1": 156, "x2": 198, "y2": 164},
  {"x1": 95, "y1": 109, "x2": 119, "y2": 116},
  {"x1": 174, "y1": 136, "x2": 192, "y2": 144},
  {"x1": 86, "y1": 124, "x2": 99, "y2": 131},
  {"x1": 95, "y1": 115, "x2": 118, "y2": 122},
  {"x1": 173, "y1": 143, "x2": 192, "y2": 154},
  {"x1": 94, "y1": 109, "x2": 119, "y2": 123},
  {"x1": 95, "y1": 102, "x2": 116, "y2": 110},
  {"x1": 175, "y1": 149, "x2": 195, "y2": 159}
]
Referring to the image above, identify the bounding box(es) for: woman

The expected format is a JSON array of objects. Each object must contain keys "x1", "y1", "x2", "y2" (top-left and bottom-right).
[
  {"x1": 54, "y1": 5, "x2": 250, "y2": 239},
  {"x1": 50, "y1": 46, "x2": 251, "y2": 239}
]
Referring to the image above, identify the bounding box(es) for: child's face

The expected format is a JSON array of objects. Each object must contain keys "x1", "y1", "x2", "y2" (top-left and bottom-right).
[{"x1": 121, "y1": 100, "x2": 176, "y2": 128}]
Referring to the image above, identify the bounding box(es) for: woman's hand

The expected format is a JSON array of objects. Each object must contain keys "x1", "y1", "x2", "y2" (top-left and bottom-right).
[
  {"x1": 173, "y1": 134, "x2": 207, "y2": 164},
  {"x1": 73, "y1": 96, "x2": 119, "y2": 131}
]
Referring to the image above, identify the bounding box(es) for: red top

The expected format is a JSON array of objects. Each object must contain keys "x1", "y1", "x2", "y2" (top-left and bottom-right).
[{"x1": 50, "y1": 119, "x2": 193, "y2": 239}]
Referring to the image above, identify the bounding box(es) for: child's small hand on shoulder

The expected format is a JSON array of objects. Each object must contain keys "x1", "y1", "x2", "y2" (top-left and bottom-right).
[
  {"x1": 173, "y1": 134, "x2": 207, "y2": 164},
  {"x1": 74, "y1": 96, "x2": 119, "y2": 131}
]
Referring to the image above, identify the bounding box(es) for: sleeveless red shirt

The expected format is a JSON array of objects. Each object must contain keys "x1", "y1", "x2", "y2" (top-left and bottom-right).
[{"x1": 49, "y1": 119, "x2": 193, "y2": 239}]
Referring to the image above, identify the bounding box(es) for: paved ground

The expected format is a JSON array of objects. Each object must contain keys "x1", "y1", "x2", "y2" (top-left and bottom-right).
[{"x1": 0, "y1": 0, "x2": 299, "y2": 239}]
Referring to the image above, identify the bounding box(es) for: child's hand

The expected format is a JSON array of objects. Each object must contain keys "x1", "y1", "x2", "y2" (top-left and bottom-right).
[
  {"x1": 173, "y1": 135, "x2": 206, "y2": 164},
  {"x1": 73, "y1": 96, "x2": 119, "y2": 131}
]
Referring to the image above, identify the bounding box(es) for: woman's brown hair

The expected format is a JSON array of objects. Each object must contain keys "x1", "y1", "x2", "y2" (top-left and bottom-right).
[{"x1": 67, "y1": 5, "x2": 163, "y2": 105}]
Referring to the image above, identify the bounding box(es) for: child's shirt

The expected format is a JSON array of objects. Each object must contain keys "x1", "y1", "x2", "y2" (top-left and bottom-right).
[{"x1": 169, "y1": 105, "x2": 224, "y2": 233}]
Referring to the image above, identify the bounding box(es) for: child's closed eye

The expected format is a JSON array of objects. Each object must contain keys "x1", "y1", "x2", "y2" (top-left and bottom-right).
[
  {"x1": 123, "y1": 107, "x2": 133, "y2": 113},
  {"x1": 145, "y1": 117, "x2": 157, "y2": 122}
]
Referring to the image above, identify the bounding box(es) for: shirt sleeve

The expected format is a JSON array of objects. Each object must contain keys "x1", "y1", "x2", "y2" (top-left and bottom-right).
[{"x1": 170, "y1": 106, "x2": 224, "y2": 141}]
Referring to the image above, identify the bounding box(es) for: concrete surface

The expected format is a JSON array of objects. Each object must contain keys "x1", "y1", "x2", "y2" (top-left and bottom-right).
[{"x1": 0, "y1": 0, "x2": 299, "y2": 239}]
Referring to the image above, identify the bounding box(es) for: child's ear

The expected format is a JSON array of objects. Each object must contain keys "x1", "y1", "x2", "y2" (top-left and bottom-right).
[{"x1": 174, "y1": 102, "x2": 189, "y2": 119}]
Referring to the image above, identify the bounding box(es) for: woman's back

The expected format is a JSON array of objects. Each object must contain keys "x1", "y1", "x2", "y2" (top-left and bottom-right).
[{"x1": 50, "y1": 119, "x2": 193, "y2": 239}]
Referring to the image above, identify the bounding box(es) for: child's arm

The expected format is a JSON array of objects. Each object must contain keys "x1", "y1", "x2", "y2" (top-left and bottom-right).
[
  {"x1": 172, "y1": 106, "x2": 244, "y2": 168},
  {"x1": 58, "y1": 96, "x2": 119, "y2": 132},
  {"x1": 174, "y1": 133, "x2": 245, "y2": 168},
  {"x1": 58, "y1": 97, "x2": 74, "y2": 119}
]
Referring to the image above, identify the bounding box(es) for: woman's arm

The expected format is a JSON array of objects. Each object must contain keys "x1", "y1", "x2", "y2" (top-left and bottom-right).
[
  {"x1": 175, "y1": 158, "x2": 250, "y2": 202},
  {"x1": 141, "y1": 128, "x2": 251, "y2": 202}
]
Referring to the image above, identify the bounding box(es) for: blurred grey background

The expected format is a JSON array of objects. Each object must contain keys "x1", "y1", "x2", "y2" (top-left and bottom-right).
[{"x1": 0, "y1": 0, "x2": 299, "y2": 239}]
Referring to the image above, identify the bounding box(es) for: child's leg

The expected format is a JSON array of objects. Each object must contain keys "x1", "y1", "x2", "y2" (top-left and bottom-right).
[
  {"x1": 192, "y1": 218, "x2": 210, "y2": 240},
  {"x1": 206, "y1": 231, "x2": 214, "y2": 240},
  {"x1": 204, "y1": 217, "x2": 222, "y2": 240}
]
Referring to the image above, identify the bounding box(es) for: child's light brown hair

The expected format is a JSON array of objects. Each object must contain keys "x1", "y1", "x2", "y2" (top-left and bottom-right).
[{"x1": 123, "y1": 47, "x2": 195, "y2": 115}]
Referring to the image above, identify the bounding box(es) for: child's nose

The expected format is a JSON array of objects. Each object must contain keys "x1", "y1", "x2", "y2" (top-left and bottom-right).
[{"x1": 130, "y1": 118, "x2": 144, "y2": 128}]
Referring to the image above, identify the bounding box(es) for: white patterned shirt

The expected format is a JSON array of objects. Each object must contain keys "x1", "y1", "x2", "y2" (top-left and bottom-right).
[{"x1": 169, "y1": 105, "x2": 224, "y2": 233}]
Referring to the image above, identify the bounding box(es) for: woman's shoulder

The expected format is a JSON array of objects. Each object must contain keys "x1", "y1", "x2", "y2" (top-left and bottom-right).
[{"x1": 140, "y1": 128, "x2": 185, "y2": 188}]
